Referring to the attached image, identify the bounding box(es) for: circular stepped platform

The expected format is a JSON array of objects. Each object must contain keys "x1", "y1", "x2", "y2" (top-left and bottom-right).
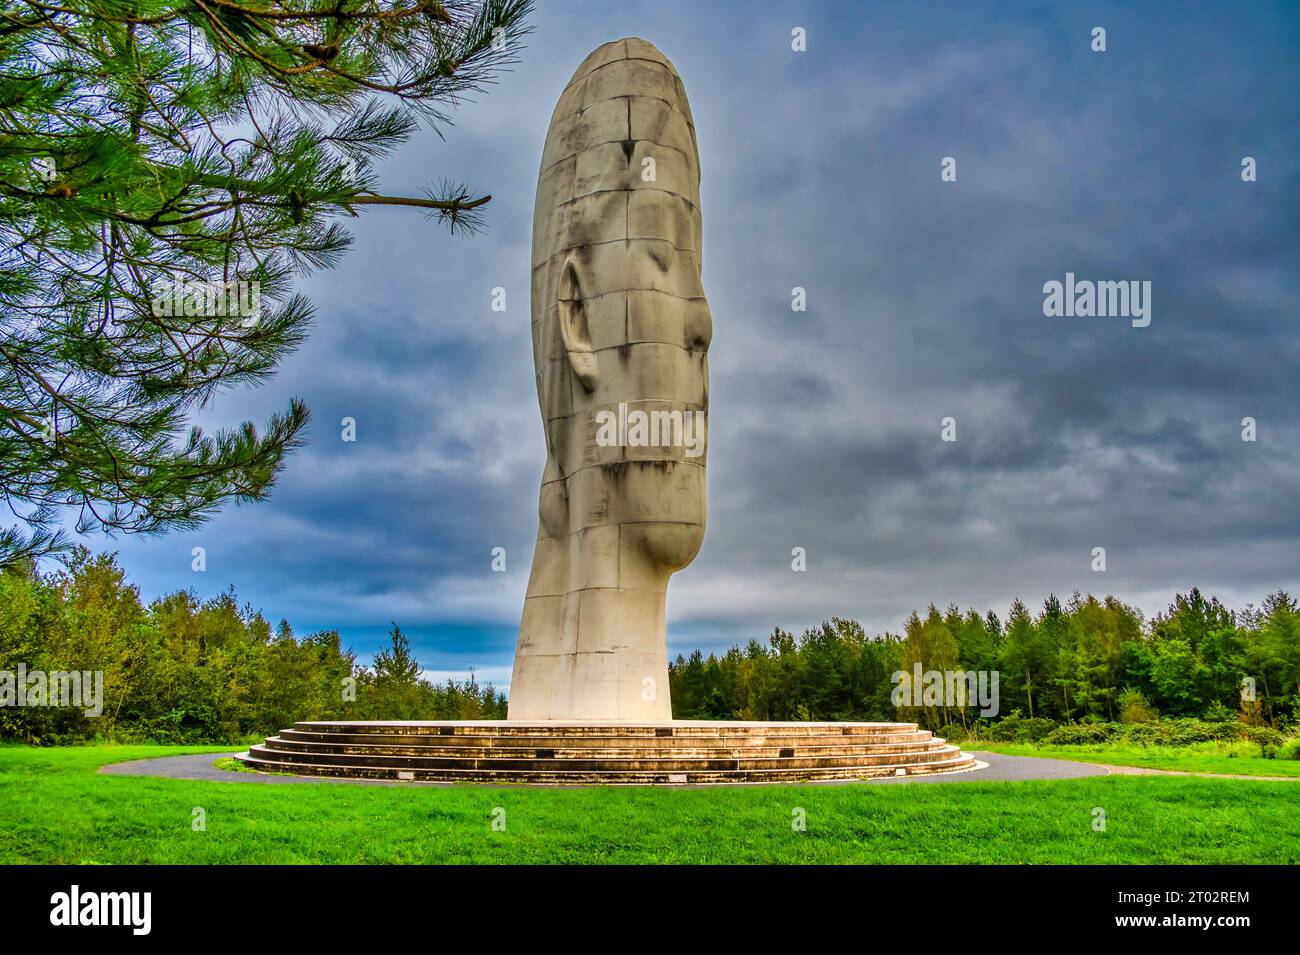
[{"x1": 238, "y1": 720, "x2": 975, "y2": 784}]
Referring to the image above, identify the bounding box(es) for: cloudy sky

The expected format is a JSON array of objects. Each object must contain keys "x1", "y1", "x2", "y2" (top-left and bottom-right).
[{"x1": 90, "y1": 1, "x2": 1300, "y2": 692}]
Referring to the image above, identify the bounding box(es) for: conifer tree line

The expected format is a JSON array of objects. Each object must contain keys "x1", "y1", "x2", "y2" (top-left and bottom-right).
[
  {"x1": 4, "y1": 549, "x2": 1297, "y2": 744},
  {"x1": 0, "y1": 549, "x2": 505, "y2": 743},
  {"x1": 669, "y1": 590, "x2": 1300, "y2": 736}
]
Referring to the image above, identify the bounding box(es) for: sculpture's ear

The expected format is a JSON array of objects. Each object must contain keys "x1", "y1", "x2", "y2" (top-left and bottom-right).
[{"x1": 557, "y1": 255, "x2": 598, "y2": 392}]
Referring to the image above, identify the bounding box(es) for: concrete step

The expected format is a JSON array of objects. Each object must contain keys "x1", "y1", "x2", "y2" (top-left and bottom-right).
[
  {"x1": 260, "y1": 737, "x2": 951, "y2": 759},
  {"x1": 291, "y1": 720, "x2": 923, "y2": 738},
  {"x1": 247, "y1": 741, "x2": 964, "y2": 773},
  {"x1": 237, "y1": 749, "x2": 976, "y2": 784},
  {"x1": 237, "y1": 721, "x2": 976, "y2": 784},
  {"x1": 274, "y1": 729, "x2": 940, "y2": 750}
]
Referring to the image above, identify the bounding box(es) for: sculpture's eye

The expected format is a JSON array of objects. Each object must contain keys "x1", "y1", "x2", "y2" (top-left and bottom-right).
[{"x1": 648, "y1": 241, "x2": 671, "y2": 273}]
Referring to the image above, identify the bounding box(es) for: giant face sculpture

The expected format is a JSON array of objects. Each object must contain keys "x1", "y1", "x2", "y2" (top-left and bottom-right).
[{"x1": 508, "y1": 38, "x2": 710, "y2": 721}]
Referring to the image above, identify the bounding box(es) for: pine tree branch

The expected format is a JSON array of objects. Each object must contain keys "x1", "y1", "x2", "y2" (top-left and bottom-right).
[{"x1": 349, "y1": 192, "x2": 490, "y2": 211}]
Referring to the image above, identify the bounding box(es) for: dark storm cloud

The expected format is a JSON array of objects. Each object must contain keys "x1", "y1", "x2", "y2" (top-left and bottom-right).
[{"x1": 95, "y1": 1, "x2": 1300, "y2": 678}]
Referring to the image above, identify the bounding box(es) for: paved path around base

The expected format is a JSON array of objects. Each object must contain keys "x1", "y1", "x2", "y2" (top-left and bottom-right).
[
  {"x1": 98, "y1": 750, "x2": 1300, "y2": 788},
  {"x1": 1098, "y1": 763, "x2": 1300, "y2": 782},
  {"x1": 99, "y1": 750, "x2": 1122, "y2": 787}
]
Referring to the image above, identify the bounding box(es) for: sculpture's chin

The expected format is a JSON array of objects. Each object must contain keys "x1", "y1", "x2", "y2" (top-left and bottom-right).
[{"x1": 640, "y1": 520, "x2": 705, "y2": 574}]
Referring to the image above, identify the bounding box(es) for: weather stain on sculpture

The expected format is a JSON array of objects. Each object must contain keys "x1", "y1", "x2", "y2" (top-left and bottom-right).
[{"x1": 509, "y1": 38, "x2": 709, "y2": 721}]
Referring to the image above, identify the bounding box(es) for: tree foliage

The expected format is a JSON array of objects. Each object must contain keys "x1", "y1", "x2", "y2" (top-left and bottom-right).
[
  {"x1": 0, "y1": 0, "x2": 533, "y2": 565},
  {"x1": 0, "y1": 548, "x2": 505, "y2": 743},
  {"x1": 671, "y1": 588, "x2": 1300, "y2": 731}
]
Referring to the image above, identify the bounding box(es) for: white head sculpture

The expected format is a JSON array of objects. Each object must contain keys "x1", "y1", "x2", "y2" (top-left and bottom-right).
[{"x1": 508, "y1": 38, "x2": 710, "y2": 721}]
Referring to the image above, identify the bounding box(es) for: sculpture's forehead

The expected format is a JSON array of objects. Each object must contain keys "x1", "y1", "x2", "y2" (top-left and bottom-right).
[
  {"x1": 545, "y1": 38, "x2": 696, "y2": 161},
  {"x1": 570, "y1": 37, "x2": 682, "y2": 84},
  {"x1": 533, "y1": 38, "x2": 701, "y2": 267}
]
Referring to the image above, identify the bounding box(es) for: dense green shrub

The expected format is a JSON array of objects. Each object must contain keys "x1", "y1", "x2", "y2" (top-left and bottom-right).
[
  {"x1": 1033, "y1": 718, "x2": 1294, "y2": 751},
  {"x1": 1019, "y1": 718, "x2": 1059, "y2": 741},
  {"x1": 936, "y1": 722, "x2": 968, "y2": 742},
  {"x1": 1203, "y1": 702, "x2": 1237, "y2": 723},
  {"x1": 1117, "y1": 722, "x2": 1165, "y2": 746},
  {"x1": 1043, "y1": 723, "x2": 1116, "y2": 745},
  {"x1": 1277, "y1": 736, "x2": 1300, "y2": 761},
  {"x1": 1118, "y1": 689, "x2": 1160, "y2": 723},
  {"x1": 1162, "y1": 718, "x2": 1233, "y2": 745},
  {"x1": 987, "y1": 714, "x2": 1058, "y2": 742},
  {"x1": 1241, "y1": 725, "x2": 1285, "y2": 755},
  {"x1": 986, "y1": 718, "x2": 1020, "y2": 742}
]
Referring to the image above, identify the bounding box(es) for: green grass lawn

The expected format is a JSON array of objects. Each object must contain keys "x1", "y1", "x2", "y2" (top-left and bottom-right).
[
  {"x1": 0, "y1": 744, "x2": 1297, "y2": 864},
  {"x1": 971, "y1": 740, "x2": 1300, "y2": 777}
]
